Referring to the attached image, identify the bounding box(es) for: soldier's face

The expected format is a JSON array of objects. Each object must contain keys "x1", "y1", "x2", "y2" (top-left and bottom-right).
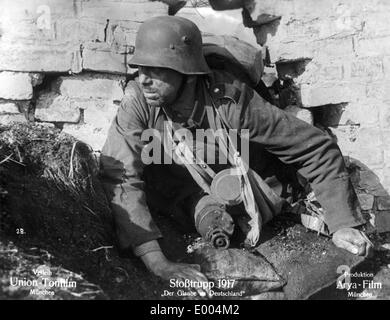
[{"x1": 138, "y1": 66, "x2": 184, "y2": 107}]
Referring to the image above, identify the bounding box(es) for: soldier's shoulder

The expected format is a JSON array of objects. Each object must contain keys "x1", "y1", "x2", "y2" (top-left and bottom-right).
[
  {"x1": 208, "y1": 70, "x2": 247, "y2": 104},
  {"x1": 124, "y1": 78, "x2": 143, "y2": 100},
  {"x1": 121, "y1": 78, "x2": 149, "y2": 112}
]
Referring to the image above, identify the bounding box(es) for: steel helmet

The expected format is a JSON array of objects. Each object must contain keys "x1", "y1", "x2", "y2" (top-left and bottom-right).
[{"x1": 129, "y1": 16, "x2": 211, "y2": 75}]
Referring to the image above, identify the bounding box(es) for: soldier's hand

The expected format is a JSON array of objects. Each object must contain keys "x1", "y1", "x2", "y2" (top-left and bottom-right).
[
  {"x1": 140, "y1": 250, "x2": 211, "y2": 298},
  {"x1": 332, "y1": 227, "x2": 373, "y2": 257}
]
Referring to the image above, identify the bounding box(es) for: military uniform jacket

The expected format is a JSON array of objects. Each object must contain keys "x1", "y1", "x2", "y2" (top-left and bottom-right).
[{"x1": 100, "y1": 70, "x2": 365, "y2": 251}]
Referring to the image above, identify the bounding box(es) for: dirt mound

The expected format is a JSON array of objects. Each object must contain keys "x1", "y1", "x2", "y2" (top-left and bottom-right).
[
  {"x1": 0, "y1": 123, "x2": 168, "y2": 300},
  {"x1": 0, "y1": 122, "x2": 112, "y2": 252}
]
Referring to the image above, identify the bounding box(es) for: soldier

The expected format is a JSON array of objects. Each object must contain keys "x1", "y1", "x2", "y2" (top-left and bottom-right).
[{"x1": 100, "y1": 16, "x2": 372, "y2": 288}]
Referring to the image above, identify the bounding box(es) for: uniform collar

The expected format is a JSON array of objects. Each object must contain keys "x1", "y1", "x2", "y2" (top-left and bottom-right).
[{"x1": 156, "y1": 76, "x2": 207, "y2": 129}]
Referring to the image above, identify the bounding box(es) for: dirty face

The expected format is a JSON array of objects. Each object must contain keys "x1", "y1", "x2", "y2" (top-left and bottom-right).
[{"x1": 138, "y1": 66, "x2": 184, "y2": 107}]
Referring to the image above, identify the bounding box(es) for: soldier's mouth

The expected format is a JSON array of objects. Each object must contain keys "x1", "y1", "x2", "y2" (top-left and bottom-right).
[{"x1": 143, "y1": 91, "x2": 159, "y2": 100}]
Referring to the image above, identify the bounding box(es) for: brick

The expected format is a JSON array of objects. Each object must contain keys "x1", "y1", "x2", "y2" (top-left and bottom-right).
[
  {"x1": 77, "y1": 19, "x2": 106, "y2": 43},
  {"x1": 57, "y1": 74, "x2": 125, "y2": 101},
  {"x1": 383, "y1": 132, "x2": 390, "y2": 164},
  {"x1": 80, "y1": 1, "x2": 168, "y2": 22},
  {"x1": 377, "y1": 196, "x2": 390, "y2": 211},
  {"x1": 350, "y1": 57, "x2": 384, "y2": 79},
  {"x1": 385, "y1": 150, "x2": 390, "y2": 166},
  {"x1": 349, "y1": 127, "x2": 384, "y2": 166},
  {"x1": 249, "y1": 0, "x2": 332, "y2": 21},
  {"x1": 283, "y1": 19, "x2": 321, "y2": 41},
  {"x1": 300, "y1": 83, "x2": 346, "y2": 107},
  {"x1": 384, "y1": 56, "x2": 390, "y2": 80},
  {"x1": 349, "y1": 147, "x2": 383, "y2": 167},
  {"x1": 378, "y1": 103, "x2": 390, "y2": 128},
  {"x1": 54, "y1": 19, "x2": 89, "y2": 43},
  {"x1": 319, "y1": 63, "x2": 344, "y2": 81},
  {"x1": 61, "y1": 99, "x2": 119, "y2": 151},
  {"x1": 62, "y1": 123, "x2": 109, "y2": 151},
  {"x1": 360, "y1": 12, "x2": 390, "y2": 38},
  {"x1": 315, "y1": 37, "x2": 354, "y2": 58},
  {"x1": 383, "y1": 131, "x2": 390, "y2": 145},
  {"x1": 81, "y1": 100, "x2": 118, "y2": 127},
  {"x1": 0, "y1": 43, "x2": 76, "y2": 72},
  {"x1": 268, "y1": 41, "x2": 315, "y2": 63},
  {"x1": 356, "y1": 37, "x2": 390, "y2": 56},
  {"x1": 366, "y1": 81, "x2": 389, "y2": 100},
  {"x1": 338, "y1": 102, "x2": 380, "y2": 126},
  {"x1": 0, "y1": 102, "x2": 20, "y2": 114},
  {"x1": 357, "y1": 193, "x2": 375, "y2": 210},
  {"x1": 82, "y1": 44, "x2": 128, "y2": 75},
  {"x1": 0, "y1": 114, "x2": 27, "y2": 125},
  {"x1": 286, "y1": 16, "x2": 362, "y2": 42},
  {"x1": 0, "y1": 72, "x2": 33, "y2": 100},
  {"x1": 35, "y1": 92, "x2": 80, "y2": 123},
  {"x1": 300, "y1": 82, "x2": 365, "y2": 107}
]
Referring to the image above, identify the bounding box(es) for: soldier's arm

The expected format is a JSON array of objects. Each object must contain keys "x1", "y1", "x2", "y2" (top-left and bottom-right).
[
  {"x1": 100, "y1": 82, "x2": 211, "y2": 285},
  {"x1": 219, "y1": 82, "x2": 366, "y2": 235},
  {"x1": 100, "y1": 82, "x2": 163, "y2": 253}
]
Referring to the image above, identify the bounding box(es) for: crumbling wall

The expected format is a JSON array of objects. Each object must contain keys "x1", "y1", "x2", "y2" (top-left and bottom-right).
[{"x1": 246, "y1": 0, "x2": 390, "y2": 229}]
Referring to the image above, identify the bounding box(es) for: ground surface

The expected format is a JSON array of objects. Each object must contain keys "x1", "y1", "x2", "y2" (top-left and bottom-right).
[{"x1": 0, "y1": 123, "x2": 389, "y2": 300}]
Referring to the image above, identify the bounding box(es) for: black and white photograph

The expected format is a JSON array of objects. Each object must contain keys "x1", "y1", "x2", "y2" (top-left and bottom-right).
[{"x1": 0, "y1": 0, "x2": 389, "y2": 307}]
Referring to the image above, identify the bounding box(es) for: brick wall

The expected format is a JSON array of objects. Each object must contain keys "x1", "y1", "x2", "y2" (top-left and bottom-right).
[{"x1": 0, "y1": 0, "x2": 168, "y2": 149}]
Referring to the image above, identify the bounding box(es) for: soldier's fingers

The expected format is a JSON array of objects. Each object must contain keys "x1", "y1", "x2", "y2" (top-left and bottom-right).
[{"x1": 333, "y1": 237, "x2": 361, "y2": 255}]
